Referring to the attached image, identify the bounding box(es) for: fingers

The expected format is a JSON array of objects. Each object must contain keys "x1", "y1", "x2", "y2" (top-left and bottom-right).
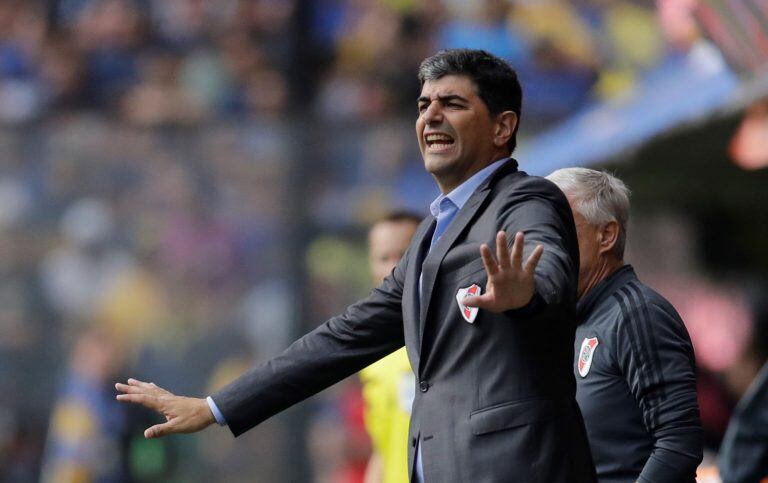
[
  {"x1": 510, "y1": 231, "x2": 524, "y2": 269},
  {"x1": 462, "y1": 294, "x2": 492, "y2": 308},
  {"x1": 524, "y1": 245, "x2": 544, "y2": 273},
  {"x1": 118, "y1": 379, "x2": 167, "y2": 397},
  {"x1": 145, "y1": 421, "x2": 175, "y2": 439},
  {"x1": 116, "y1": 393, "x2": 161, "y2": 411},
  {"x1": 479, "y1": 244, "x2": 499, "y2": 277},
  {"x1": 115, "y1": 382, "x2": 144, "y2": 394},
  {"x1": 127, "y1": 378, "x2": 163, "y2": 391},
  {"x1": 496, "y1": 231, "x2": 511, "y2": 268},
  {"x1": 482, "y1": 232, "x2": 533, "y2": 278}
]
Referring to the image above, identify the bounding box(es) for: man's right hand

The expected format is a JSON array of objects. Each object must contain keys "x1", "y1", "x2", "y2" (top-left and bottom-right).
[
  {"x1": 462, "y1": 230, "x2": 544, "y2": 312},
  {"x1": 115, "y1": 378, "x2": 215, "y2": 438}
]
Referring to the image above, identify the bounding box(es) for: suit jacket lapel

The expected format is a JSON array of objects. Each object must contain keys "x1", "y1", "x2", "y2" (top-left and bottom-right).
[
  {"x1": 417, "y1": 159, "x2": 519, "y2": 360},
  {"x1": 404, "y1": 217, "x2": 435, "y2": 360}
]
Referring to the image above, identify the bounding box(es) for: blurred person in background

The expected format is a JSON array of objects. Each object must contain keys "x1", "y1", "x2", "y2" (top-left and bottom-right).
[
  {"x1": 40, "y1": 327, "x2": 130, "y2": 483},
  {"x1": 359, "y1": 211, "x2": 420, "y2": 483},
  {"x1": 39, "y1": 198, "x2": 135, "y2": 326},
  {"x1": 547, "y1": 168, "x2": 702, "y2": 483},
  {"x1": 0, "y1": 182, "x2": 57, "y2": 482},
  {"x1": 717, "y1": 284, "x2": 768, "y2": 483},
  {"x1": 116, "y1": 48, "x2": 597, "y2": 482}
]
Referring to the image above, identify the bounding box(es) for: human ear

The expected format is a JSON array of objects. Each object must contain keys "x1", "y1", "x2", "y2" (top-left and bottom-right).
[
  {"x1": 493, "y1": 111, "x2": 518, "y2": 148},
  {"x1": 598, "y1": 220, "x2": 619, "y2": 255}
]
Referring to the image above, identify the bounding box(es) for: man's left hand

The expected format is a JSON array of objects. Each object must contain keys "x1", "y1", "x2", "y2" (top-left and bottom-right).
[{"x1": 462, "y1": 231, "x2": 543, "y2": 312}]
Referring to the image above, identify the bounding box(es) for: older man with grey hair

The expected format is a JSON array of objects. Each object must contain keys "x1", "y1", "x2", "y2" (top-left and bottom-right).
[{"x1": 547, "y1": 167, "x2": 703, "y2": 483}]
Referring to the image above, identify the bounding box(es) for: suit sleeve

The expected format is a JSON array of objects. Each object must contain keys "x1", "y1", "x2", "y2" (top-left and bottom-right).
[
  {"x1": 211, "y1": 252, "x2": 408, "y2": 437},
  {"x1": 615, "y1": 289, "x2": 703, "y2": 482},
  {"x1": 497, "y1": 177, "x2": 579, "y2": 316}
]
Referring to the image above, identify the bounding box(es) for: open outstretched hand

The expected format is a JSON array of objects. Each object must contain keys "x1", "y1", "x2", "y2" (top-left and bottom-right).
[
  {"x1": 115, "y1": 378, "x2": 215, "y2": 438},
  {"x1": 462, "y1": 231, "x2": 543, "y2": 312}
]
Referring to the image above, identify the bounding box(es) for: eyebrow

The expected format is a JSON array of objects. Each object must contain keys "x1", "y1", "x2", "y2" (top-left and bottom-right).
[{"x1": 417, "y1": 94, "x2": 469, "y2": 104}]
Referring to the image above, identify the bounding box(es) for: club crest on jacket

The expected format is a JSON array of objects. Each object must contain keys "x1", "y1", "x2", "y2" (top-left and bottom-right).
[
  {"x1": 455, "y1": 283, "x2": 481, "y2": 323},
  {"x1": 578, "y1": 337, "x2": 599, "y2": 377}
]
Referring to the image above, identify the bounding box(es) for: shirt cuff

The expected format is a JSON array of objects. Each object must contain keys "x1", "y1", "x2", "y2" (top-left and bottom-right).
[{"x1": 206, "y1": 396, "x2": 227, "y2": 426}]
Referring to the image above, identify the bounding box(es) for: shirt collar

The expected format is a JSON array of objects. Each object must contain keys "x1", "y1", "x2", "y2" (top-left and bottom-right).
[{"x1": 429, "y1": 158, "x2": 509, "y2": 217}]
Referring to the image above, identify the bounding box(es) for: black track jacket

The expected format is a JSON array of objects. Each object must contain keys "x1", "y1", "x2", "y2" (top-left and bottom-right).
[{"x1": 574, "y1": 265, "x2": 702, "y2": 482}]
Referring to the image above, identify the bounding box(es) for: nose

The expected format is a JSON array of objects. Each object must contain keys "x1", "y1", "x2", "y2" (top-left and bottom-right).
[{"x1": 422, "y1": 101, "x2": 442, "y2": 124}]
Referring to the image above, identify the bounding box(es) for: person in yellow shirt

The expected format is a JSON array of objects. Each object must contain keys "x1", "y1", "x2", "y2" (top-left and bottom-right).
[{"x1": 360, "y1": 212, "x2": 420, "y2": 483}]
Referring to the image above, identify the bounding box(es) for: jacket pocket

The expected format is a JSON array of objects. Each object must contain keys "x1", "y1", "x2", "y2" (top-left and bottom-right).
[{"x1": 469, "y1": 397, "x2": 557, "y2": 436}]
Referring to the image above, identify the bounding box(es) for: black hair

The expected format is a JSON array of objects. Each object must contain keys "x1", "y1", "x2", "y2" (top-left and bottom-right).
[{"x1": 418, "y1": 49, "x2": 523, "y2": 152}]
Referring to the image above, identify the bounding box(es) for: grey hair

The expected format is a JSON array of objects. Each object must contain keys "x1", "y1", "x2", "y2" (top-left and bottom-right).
[{"x1": 546, "y1": 168, "x2": 631, "y2": 259}]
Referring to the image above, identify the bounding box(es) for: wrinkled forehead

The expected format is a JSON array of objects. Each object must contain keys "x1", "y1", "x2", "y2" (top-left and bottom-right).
[{"x1": 419, "y1": 74, "x2": 479, "y2": 98}]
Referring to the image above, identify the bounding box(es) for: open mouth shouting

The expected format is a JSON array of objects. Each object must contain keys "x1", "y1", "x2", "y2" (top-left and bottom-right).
[{"x1": 425, "y1": 132, "x2": 455, "y2": 153}]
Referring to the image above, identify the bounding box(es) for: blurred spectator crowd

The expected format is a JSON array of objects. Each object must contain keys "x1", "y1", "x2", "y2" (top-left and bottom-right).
[
  {"x1": 0, "y1": 0, "x2": 686, "y2": 126},
  {"x1": 0, "y1": 0, "x2": 757, "y2": 482},
  {"x1": 1, "y1": 118, "x2": 294, "y2": 480}
]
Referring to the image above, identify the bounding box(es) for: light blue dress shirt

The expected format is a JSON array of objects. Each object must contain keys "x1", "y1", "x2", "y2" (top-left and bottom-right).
[
  {"x1": 207, "y1": 396, "x2": 226, "y2": 425},
  {"x1": 209, "y1": 159, "x2": 511, "y2": 482}
]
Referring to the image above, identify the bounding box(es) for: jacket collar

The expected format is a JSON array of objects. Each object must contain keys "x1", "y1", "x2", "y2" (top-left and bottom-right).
[
  {"x1": 429, "y1": 157, "x2": 511, "y2": 216},
  {"x1": 576, "y1": 264, "x2": 637, "y2": 321}
]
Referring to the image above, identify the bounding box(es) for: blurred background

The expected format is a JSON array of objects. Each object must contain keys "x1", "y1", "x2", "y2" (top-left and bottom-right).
[{"x1": 0, "y1": 0, "x2": 766, "y2": 481}]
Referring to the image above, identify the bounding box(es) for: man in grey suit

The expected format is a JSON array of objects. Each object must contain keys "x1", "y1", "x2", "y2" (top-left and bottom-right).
[{"x1": 116, "y1": 49, "x2": 596, "y2": 482}]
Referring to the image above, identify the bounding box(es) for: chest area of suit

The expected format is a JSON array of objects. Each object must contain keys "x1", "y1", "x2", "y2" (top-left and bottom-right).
[
  {"x1": 409, "y1": 220, "x2": 499, "y2": 327},
  {"x1": 415, "y1": 207, "x2": 500, "y2": 285},
  {"x1": 401, "y1": 211, "x2": 498, "y2": 354}
]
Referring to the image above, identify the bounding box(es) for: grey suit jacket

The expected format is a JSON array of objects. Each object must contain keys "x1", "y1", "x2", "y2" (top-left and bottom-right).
[{"x1": 212, "y1": 159, "x2": 596, "y2": 482}]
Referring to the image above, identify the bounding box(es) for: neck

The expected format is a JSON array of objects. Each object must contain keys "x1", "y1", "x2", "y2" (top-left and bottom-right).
[
  {"x1": 435, "y1": 152, "x2": 509, "y2": 194},
  {"x1": 579, "y1": 256, "x2": 624, "y2": 299}
]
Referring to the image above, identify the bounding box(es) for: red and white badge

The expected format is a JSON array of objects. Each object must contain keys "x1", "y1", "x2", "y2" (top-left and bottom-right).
[
  {"x1": 455, "y1": 283, "x2": 481, "y2": 323},
  {"x1": 578, "y1": 337, "x2": 599, "y2": 377}
]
